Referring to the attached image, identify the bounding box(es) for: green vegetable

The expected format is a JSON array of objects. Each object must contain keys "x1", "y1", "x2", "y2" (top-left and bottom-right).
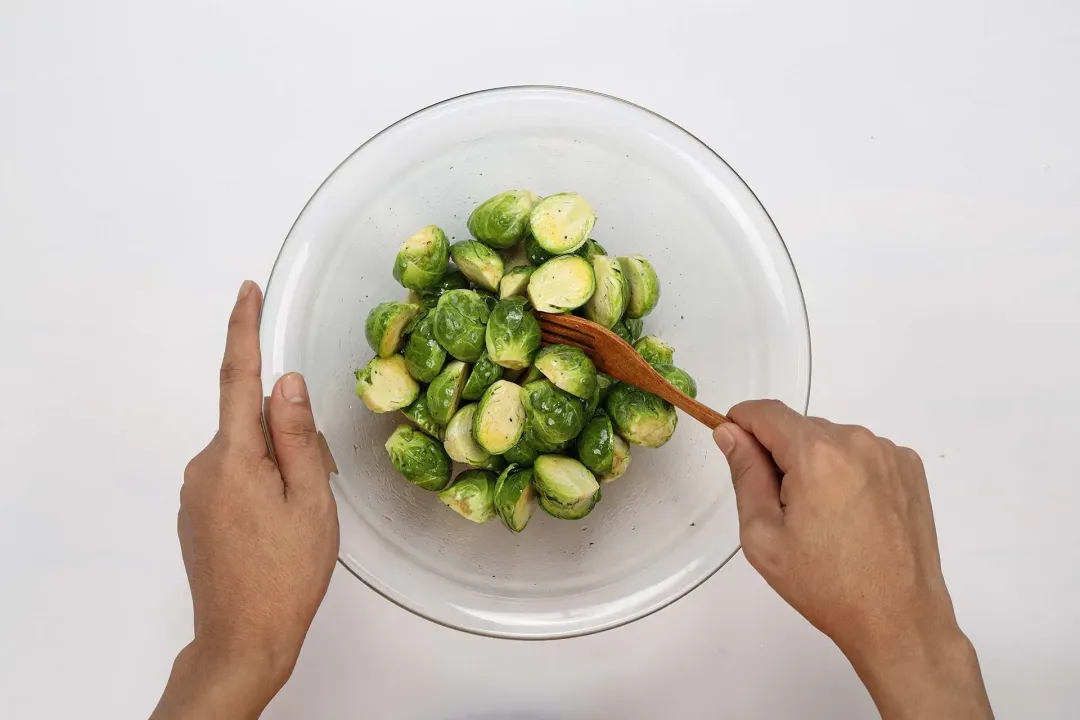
[
  {"x1": 519, "y1": 364, "x2": 544, "y2": 386},
  {"x1": 402, "y1": 313, "x2": 447, "y2": 383},
  {"x1": 401, "y1": 394, "x2": 443, "y2": 440},
  {"x1": 611, "y1": 320, "x2": 633, "y2": 344},
  {"x1": 393, "y1": 225, "x2": 450, "y2": 291},
  {"x1": 582, "y1": 385, "x2": 601, "y2": 419},
  {"x1": 503, "y1": 435, "x2": 541, "y2": 467},
  {"x1": 533, "y1": 344, "x2": 597, "y2": 400},
  {"x1": 494, "y1": 466, "x2": 537, "y2": 532},
  {"x1": 623, "y1": 317, "x2": 644, "y2": 343},
  {"x1": 634, "y1": 336, "x2": 674, "y2": 365},
  {"x1": 385, "y1": 424, "x2": 452, "y2": 491},
  {"x1": 462, "y1": 353, "x2": 503, "y2": 401},
  {"x1": 365, "y1": 302, "x2": 420, "y2": 358},
  {"x1": 473, "y1": 380, "x2": 526, "y2": 454},
  {"x1": 596, "y1": 373, "x2": 616, "y2": 402},
  {"x1": 619, "y1": 256, "x2": 661, "y2": 319},
  {"x1": 533, "y1": 455, "x2": 601, "y2": 520},
  {"x1": 355, "y1": 355, "x2": 419, "y2": 413},
  {"x1": 528, "y1": 193, "x2": 597, "y2": 254},
  {"x1": 467, "y1": 190, "x2": 542, "y2": 250},
  {"x1": 606, "y1": 383, "x2": 678, "y2": 447},
  {"x1": 432, "y1": 289, "x2": 490, "y2": 362},
  {"x1": 485, "y1": 296, "x2": 541, "y2": 370},
  {"x1": 443, "y1": 403, "x2": 504, "y2": 471},
  {"x1": 524, "y1": 232, "x2": 553, "y2": 266},
  {"x1": 652, "y1": 362, "x2": 697, "y2": 398},
  {"x1": 438, "y1": 469, "x2": 497, "y2": 522},
  {"x1": 582, "y1": 255, "x2": 629, "y2": 328},
  {"x1": 426, "y1": 360, "x2": 468, "y2": 425},
  {"x1": 499, "y1": 266, "x2": 535, "y2": 298},
  {"x1": 601, "y1": 434, "x2": 631, "y2": 483},
  {"x1": 521, "y1": 379, "x2": 587, "y2": 446},
  {"x1": 577, "y1": 410, "x2": 614, "y2": 475},
  {"x1": 476, "y1": 290, "x2": 499, "y2": 314},
  {"x1": 417, "y1": 269, "x2": 470, "y2": 308},
  {"x1": 527, "y1": 255, "x2": 596, "y2": 313},
  {"x1": 575, "y1": 238, "x2": 608, "y2": 260},
  {"x1": 449, "y1": 240, "x2": 504, "y2": 293}
]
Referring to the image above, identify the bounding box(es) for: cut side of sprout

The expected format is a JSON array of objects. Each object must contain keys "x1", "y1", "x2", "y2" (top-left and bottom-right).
[
  {"x1": 355, "y1": 355, "x2": 419, "y2": 413},
  {"x1": 600, "y1": 435, "x2": 631, "y2": 482},
  {"x1": 473, "y1": 381, "x2": 526, "y2": 455},
  {"x1": 527, "y1": 255, "x2": 596, "y2": 313},
  {"x1": 528, "y1": 193, "x2": 596, "y2": 254}
]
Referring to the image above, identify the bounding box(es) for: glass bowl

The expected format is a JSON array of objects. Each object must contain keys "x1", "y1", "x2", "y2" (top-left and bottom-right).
[{"x1": 260, "y1": 86, "x2": 810, "y2": 639}]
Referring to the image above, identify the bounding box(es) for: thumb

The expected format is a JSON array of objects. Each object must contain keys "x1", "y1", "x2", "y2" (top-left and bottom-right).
[
  {"x1": 713, "y1": 423, "x2": 783, "y2": 530},
  {"x1": 266, "y1": 372, "x2": 329, "y2": 495}
]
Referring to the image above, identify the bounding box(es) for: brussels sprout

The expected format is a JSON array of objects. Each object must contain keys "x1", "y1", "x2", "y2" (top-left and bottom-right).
[
  {"x1": 519, "y1": 364, "x2": 544, "y2": 386},
  {"x1": 527, "y1": 255, "x2": 596, "y2": 313},
  {"x1": 499, "y1": 266, "x2": 535, "y2": 299},
  {"x1": 634, "y1": 336, "x2": 674, "y2": 365},
  {"x1": 473, "y1": 380, "x2": 526, "y2": 454},
  {"x1": 611, "y1": 320, "x2": 633, "y2": 344},
  {"x1": 582, "y1": 255, "x2": 629, "y2": 328},
  {"x1": 438, "y1": 469, "x2": 497, "y2": 523},
  {"x1": 462, "y1": 354, "x2": 503, "y2": 401},
  {"x1": 433, "y1": 289, "x2": 490, "y2": 362},
  {"x1": 533, "y1": 455, "x2": 601, "y2": 520},
  {"x1": 417, "y1": 269, "x2": 470, "y2": 308},
  {"x1": 494, "y1": 467, "x2": 537, "y2": 532},
  {"x1": 601, "y1": 434, "x2": 631, "y2": 483},
  {"x1": 426, "y1": 360, "x2": 468, "y2": 426},
  {"x1": 583, "y1": 385, "x2": 601, "y2": 419},
  {"x1": 522, "y1": 420, "x2": 569, "y2": 454},
  {"x1": 528, "y1": 193, "x2": 596, "y2": 254},
  {"x1": 476, "y1": 290, "x2": 499, "y2": 314},
  {"x1": 577, "y1": 410, "x2": 614, "y2": 475},
  {"x1": 365, "y1": 302, "x2": 420, "y2": 358},
  {"x1": 385, "y1": 424, "x2": 452, "y2": 491},
  {"x1": 393, "y1": 225, "x2": 450, "y2": 291},
  {"x1": 652, "y1": 362, "x2": 697, "y2": 398},
  {"x1": 619, "y1": 256, "x2": 661, "y2": 319},
  {"x1": 467, "y1": 190, "x2": 543, "y2": 250},
  {"x1": 485, "y1": 296, "x2": 541, "y2": 370},
  {"x1": 503, "y1": 435, "x2": 541, "y2": 467},
  {"x1": 623, "y1": 317, "x2": 644, "y2": 344},
  {"x1": 575, "y1": 238, "x2": 608, "y2": 260},
  {"x1": 606, "y1": 383, "x2": 678, "y2": 447},
  {"x1": 354, "y1": 355, "x2": 419, "y2": 413},
  {"x1": 524, "y1": 232, "x2": 553, "y2": 266},
  {"x1": 402, "y1": 313, "x2": 447, "y2": 383},
  {"x1": 443, "y1": 403, "x2": 505, "y2": 470},
  {"x1": 534, "y1": 344, "x2": 597, "y2": 399},
  {"x1": 521, "y1": 380, "x2": 588, "y2": 446},
  {"x1": 449, "y1": 240, "x2": 504, "y2": 293},
  {"x1": 401, "y1": 394, "x2": 443, "y2": 440},
  {"x1": 596, "y1": 373, "x2": 616, "y2": 402}
]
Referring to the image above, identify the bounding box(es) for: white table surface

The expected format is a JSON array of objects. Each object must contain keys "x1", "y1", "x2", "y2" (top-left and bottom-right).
[{"x1": 2, "y1": 1, "x2": 1078, "y2": 717}]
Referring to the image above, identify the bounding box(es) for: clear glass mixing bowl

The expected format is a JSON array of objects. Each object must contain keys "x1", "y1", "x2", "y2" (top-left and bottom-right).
[{"x1": 260, "y1": 86, "x2": 810, "y2": 639}]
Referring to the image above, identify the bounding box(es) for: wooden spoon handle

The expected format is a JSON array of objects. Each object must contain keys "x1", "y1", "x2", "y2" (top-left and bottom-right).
[{"x1": 639, "y1": 373, "x2": 729, "y2": 429}]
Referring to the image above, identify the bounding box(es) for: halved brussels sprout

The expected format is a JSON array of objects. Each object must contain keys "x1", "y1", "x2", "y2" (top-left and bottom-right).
[
  {"x1": 524, "y1": 232, "x2": 553, "y2": 266},
  {"x1": 582, "y1": 255, "x2": 629, "y2": 328},
  {"x1": 417, "y1": 269, "x2": 470, "y2": 308},
  {"x1": 611, "y1": 320, "x2": 633, "y2": 344},
  {"x1": 596, "y1": 373, "x2": 616, "y2": 402},
  {"x1": 619, "y1": 256, "x2": 661, "y2": 318},
  {"x1": 485, "y1": 296, "x2": 541, "y2": 370},
  {"x1": 527, "y1": 255, "x2": 596, "y2": 313},
  {"x1": 433, "y1": 289, "x2": 490, "y2": 362},
  {"x1": 494, "y1": 467, "x2": 537, "y2": 532},
  {"x1": 462, "y1": 353, "x2": 503, "y2": 401},
  {"x1": 534, "y1": 344, "x2": 597, "y2": 399},
  {"x1": 577, "y1": 410, "x2": 614, "y2": 475},
  {"x1": 392, "y1": 225, "x2": 450, "y2": 291},
  {"x1": 449, "y1": 240, "x2": 504, "y2": 292},
  {"x1": 402, "y1": 313, "x2": 447, "y2": 383},
  {"x1": 521, "y1": 379, "x2": 588, "y2": 446},
  {"x1": 443, "y1": 403, "x2": 504, "y2": 471},
  {"x1": 365, "y1": 302, "x2": 420, "y2": 358},
  {"x1": 438, "y1": 469, "x2": 497, "y2": 523},
  {"x1": 652, "y1": 362, "x2": 697, "y2": 398},
  {"x1": 426, "y1": 360, "x2": 468, "y2": 426},
  {"x1": 467, "y1": 190, "x2": 542, "y2": 250},
  {"x1": 575, "y1": 238, "x2": 608, "y2": 260},
  {"x1": 634, "y1": 336, "x2": 675, "y2": 365},
  {"x1": 533, "y1": 454, "x2": 601, "y2": 520},
  {"x1": 499, "y1": 266, "x2": 535, "y2": 299},
  {"x1": 473, "y1": 380, "x2": 526, "y2": 454},
  {"x1": 606, "y1": 383, "x2": 678, "y2": 447},
  {"x1": 385, "y1": 424, "x2": 452, "y2": 491},
  {"x1": 355, "y1": 355, "x2": 419, "y2": 413},
  {"x1": 503, "y1": 435, "x2": 540, "y2": 467},
  {"x1": 401, "y1": 394, "x2": 443, "y2": 440},
  {"x1": 623, "y1": 317, "x2": 644, "y2": 344},
  {"x1": 528, "y1": 193, "x2": 596, "y2": 254},
  {"x1": 601, "y1": 434, "x2": 631, "y2": 483}
]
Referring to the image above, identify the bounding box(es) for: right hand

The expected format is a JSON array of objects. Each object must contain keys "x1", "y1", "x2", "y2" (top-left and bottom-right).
[{"x1": 715, "y1": 400, "x2": 993, "y2": 720}]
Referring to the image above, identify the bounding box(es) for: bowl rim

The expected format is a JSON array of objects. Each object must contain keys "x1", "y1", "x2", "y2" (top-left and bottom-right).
[{"x1": 262, "y1": 84, "x2": 812, "y2": 640}]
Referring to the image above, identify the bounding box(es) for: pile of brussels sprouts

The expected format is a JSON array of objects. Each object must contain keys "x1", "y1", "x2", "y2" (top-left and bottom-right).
[{"x1": 354, "y1": 190, "x2": 697, "y2": 533}]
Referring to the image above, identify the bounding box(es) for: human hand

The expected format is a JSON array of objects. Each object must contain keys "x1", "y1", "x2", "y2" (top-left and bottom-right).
[
  {"x1": 152, "y1": 281, "x2": 339, "y2": 720},
  {"x1": 714, "y1": 401, "x2": 992, "y2": 720}
]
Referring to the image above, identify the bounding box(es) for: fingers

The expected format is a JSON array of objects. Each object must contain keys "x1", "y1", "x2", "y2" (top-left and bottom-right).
[
  {"x1": 265, "y1": 372, "x2": 329, "y2": 497},
  {"x1": 714, "y1": 422, "x2": 783, "y2": 530},
  {"x1": 728, "y1": 399, "x2": 821, "y2": 472},
  {"x1": 219, "y1": 281, "x2": 266, "y2": 453}
]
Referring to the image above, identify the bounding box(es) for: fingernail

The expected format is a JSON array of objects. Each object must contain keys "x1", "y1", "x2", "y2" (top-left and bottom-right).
[
  {"x1": 713, "y1": 425, "x2": 735, "y2": 455},
  {"x1": 281, "y1": 372, "x2": 308, "y2": 404},
  {"x1": 237, "y1": 280, "x2": 256, "y2": 301}
]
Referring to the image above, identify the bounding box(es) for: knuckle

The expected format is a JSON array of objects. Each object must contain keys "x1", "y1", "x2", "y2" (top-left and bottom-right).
[
  {"x1": 219, "y1": 361, "x2": 256, "y2": 386},
  {"x1": 899, "y1": 446, "x2": 925, "y2": 469},
  {"x1": 274, "y1": 419, "x2": 317, "y2": 448}
]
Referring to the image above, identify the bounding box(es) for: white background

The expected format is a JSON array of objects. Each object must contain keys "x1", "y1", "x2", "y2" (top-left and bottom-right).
[{"x1": 2, "y1": 1, "x2": 1078, "y2": 717}]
